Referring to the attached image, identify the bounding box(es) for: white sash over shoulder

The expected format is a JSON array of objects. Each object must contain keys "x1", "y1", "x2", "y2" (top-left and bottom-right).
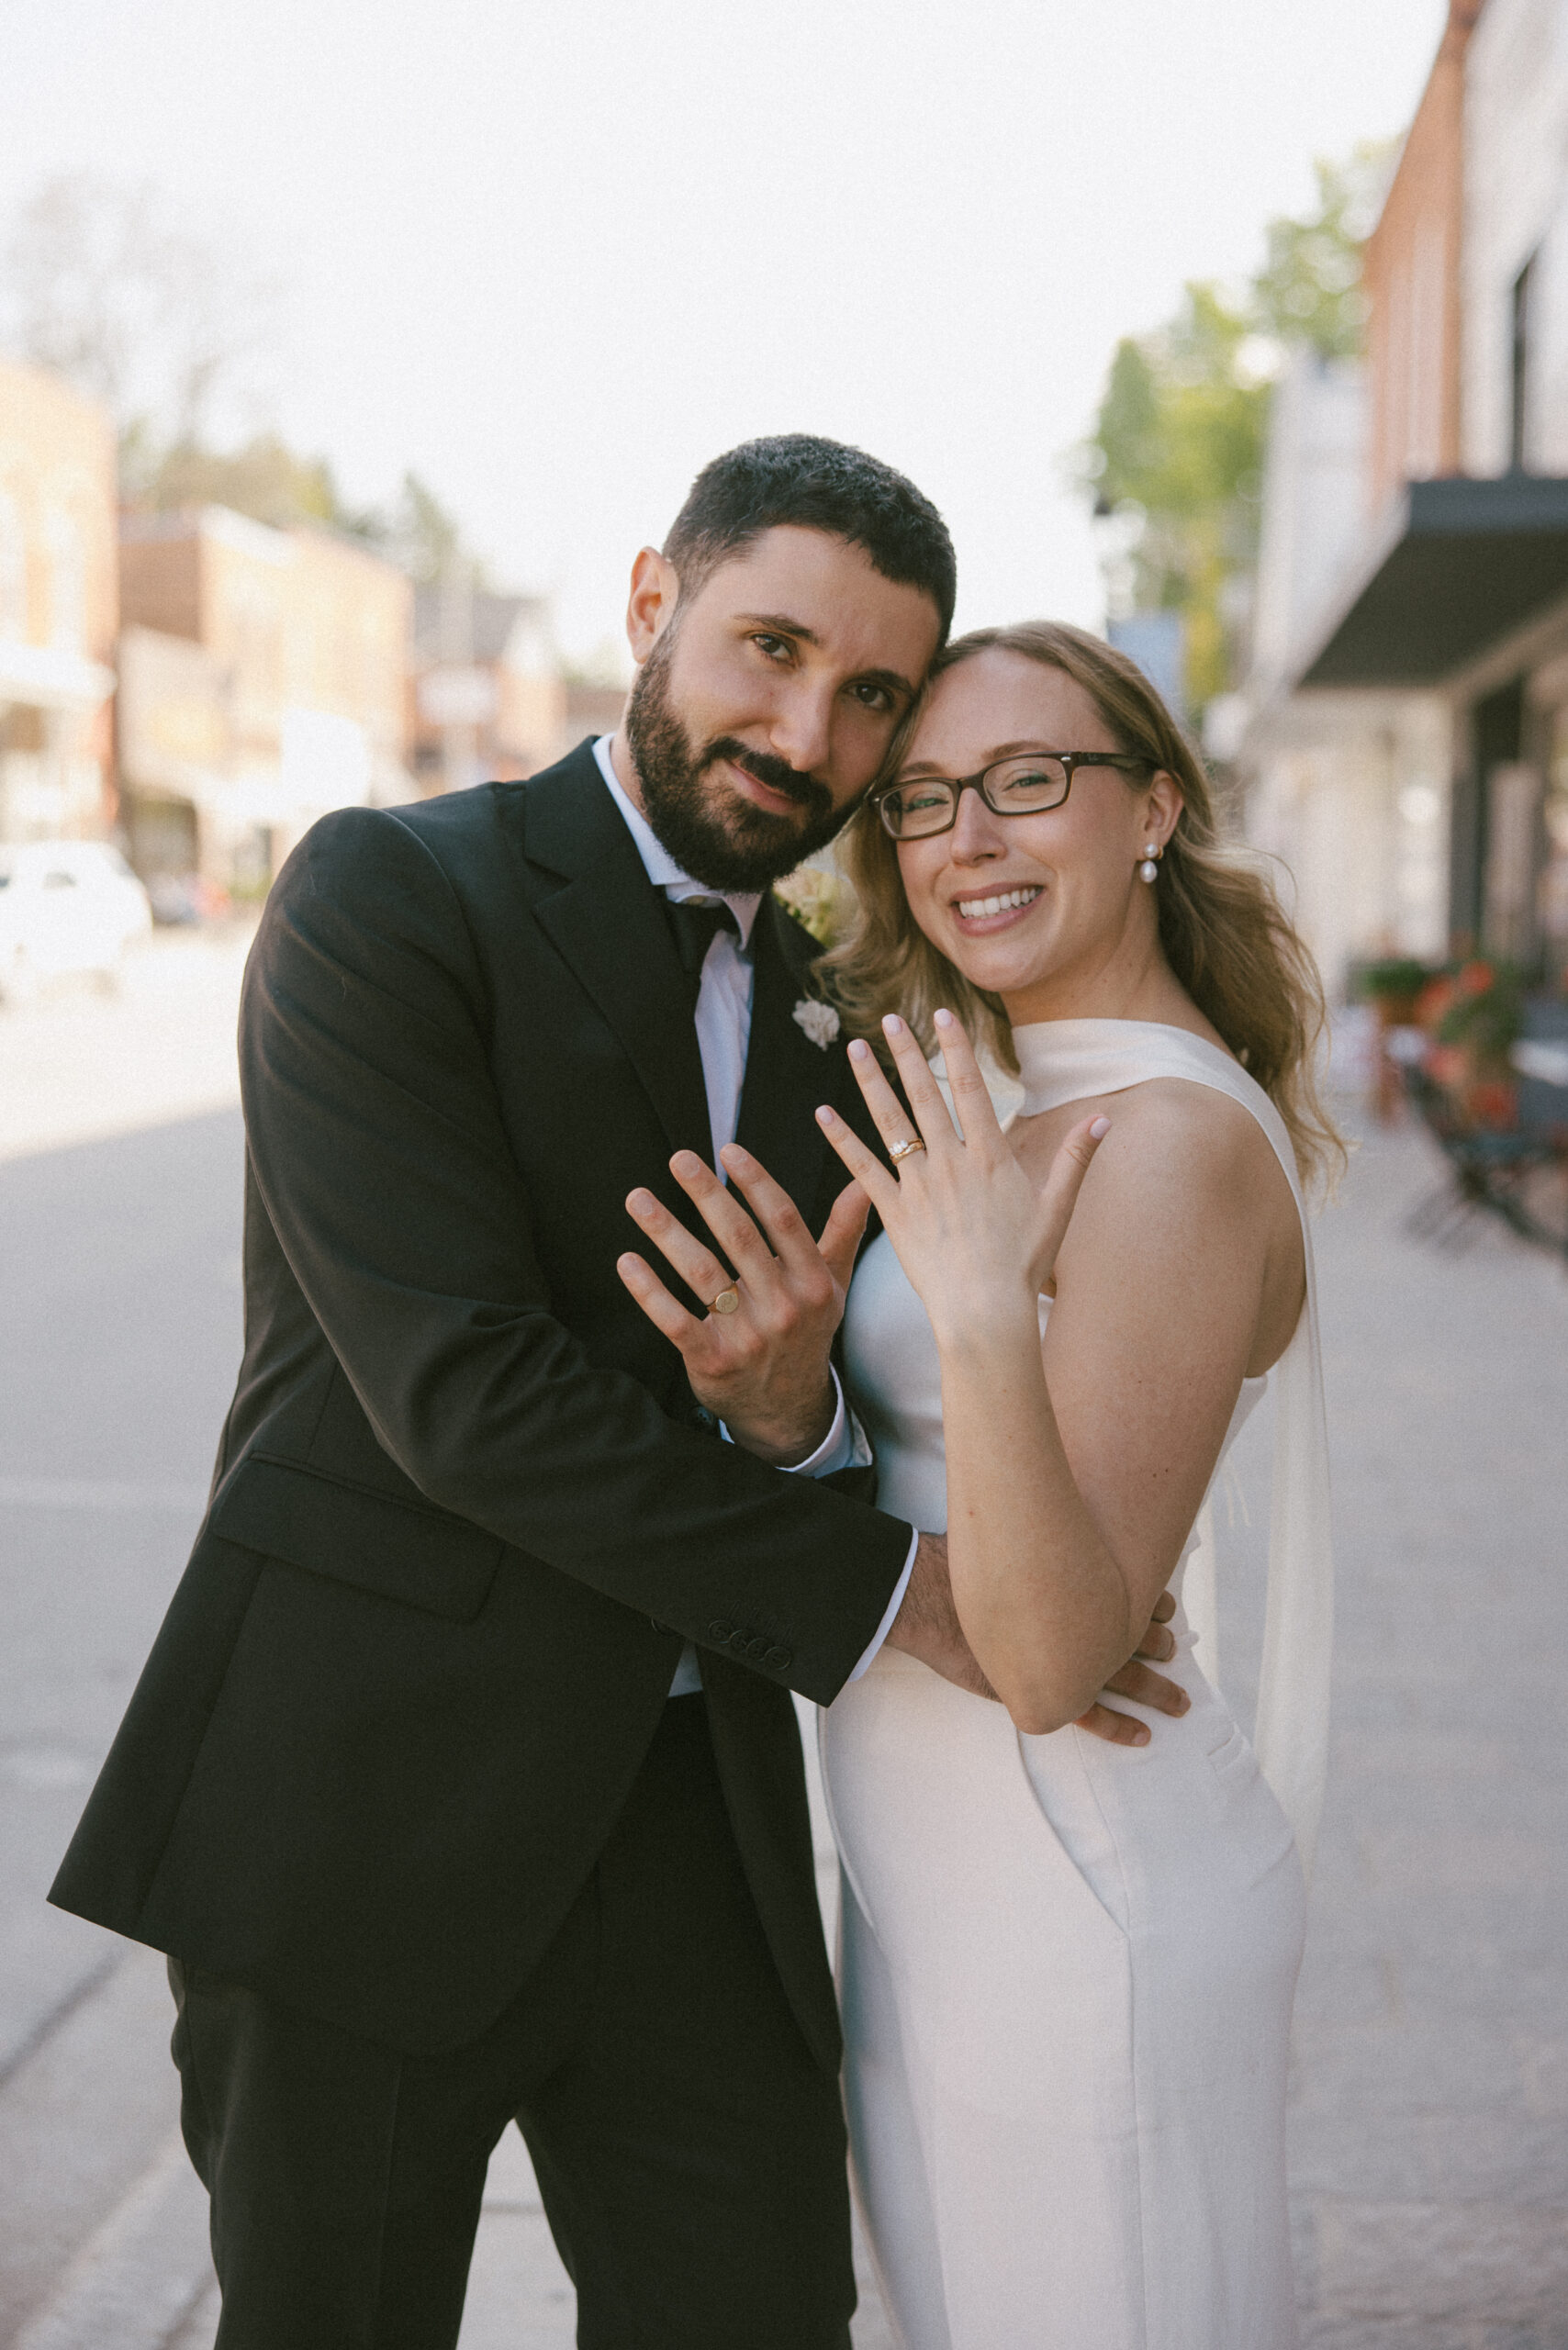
[{"x1": 1009, "y1": 1018, "x2": 1334, "y2": 1883}]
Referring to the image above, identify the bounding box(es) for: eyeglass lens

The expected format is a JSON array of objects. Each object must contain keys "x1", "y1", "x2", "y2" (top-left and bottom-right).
[{"x1": 879, "y1": 755, "x2": 1072, "y2": 838}]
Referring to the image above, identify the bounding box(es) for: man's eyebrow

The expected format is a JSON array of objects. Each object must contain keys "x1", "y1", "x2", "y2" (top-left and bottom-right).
[
  {"x1": 739, "y1": 610, "x2": 823, "y2": 645},
  {"x1": 737, "y1": 612, "x2": 918, "y2": 702}
]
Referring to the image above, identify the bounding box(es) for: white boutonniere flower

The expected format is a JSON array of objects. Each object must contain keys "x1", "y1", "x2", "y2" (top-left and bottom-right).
[{"x1": 792, "y1": 998, "x2": 840, "y2": 1049}]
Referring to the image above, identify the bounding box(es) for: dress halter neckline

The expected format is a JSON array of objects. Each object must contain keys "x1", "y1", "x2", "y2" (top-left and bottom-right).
[{"x1": 1010, "y1": 1017, "x2": 1251, "y2": 1121}]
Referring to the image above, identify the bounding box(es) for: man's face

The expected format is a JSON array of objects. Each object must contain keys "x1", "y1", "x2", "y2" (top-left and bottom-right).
[{"x1": 623, "y1": 525, "x2": 943, "y2": 893}]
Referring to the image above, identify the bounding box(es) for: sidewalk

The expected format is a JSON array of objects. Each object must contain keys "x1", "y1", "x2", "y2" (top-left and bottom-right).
[{"x1": 0, "y1": 923, "x2": 254, "y2": 1165}]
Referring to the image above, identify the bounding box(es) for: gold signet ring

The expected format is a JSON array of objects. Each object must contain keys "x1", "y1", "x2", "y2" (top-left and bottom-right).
[
  {"x1": 711, "y1": 1287, "x2": 741, "y2": 1316},
  {"x1": 888, "y1": 1136, "x2": 926, "y2": 1164}
]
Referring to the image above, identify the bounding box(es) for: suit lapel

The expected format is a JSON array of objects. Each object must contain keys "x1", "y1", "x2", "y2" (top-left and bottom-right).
[
  {"x1": 523, "y1": 746, "x2": 713, "y2": 1163},
  {"x1": 736, "y1": 898, "x2": 841, "y2": 1234}
]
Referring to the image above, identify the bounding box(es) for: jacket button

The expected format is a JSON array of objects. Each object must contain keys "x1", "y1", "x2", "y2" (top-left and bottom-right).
[
  {"x1": 708, "y1": 1619, "x2": 734, "y2": 1641},
  {"x1": 743, "y1": 1634, "x2": 768, "y2": 1661},
  {"x1": 649, "y1": 1618, "x2": 672, "y2": 1636},
  {"x1": 693, "y1": 1404, "x2": 717, "y2": 1431},
  {"x1": 766, "y1": 1645, "x2": 791, "y2": 1670}
]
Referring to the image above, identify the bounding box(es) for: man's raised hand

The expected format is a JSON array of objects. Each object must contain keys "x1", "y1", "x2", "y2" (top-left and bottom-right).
[{"x1": 617, "y1": 1147, "x2": 868, "y2": 1466}]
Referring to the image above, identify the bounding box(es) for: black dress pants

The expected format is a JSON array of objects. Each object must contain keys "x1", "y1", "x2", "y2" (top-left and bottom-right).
[{"x1": 168, "y1": 1695, "x2": 856, "y2": 2349}]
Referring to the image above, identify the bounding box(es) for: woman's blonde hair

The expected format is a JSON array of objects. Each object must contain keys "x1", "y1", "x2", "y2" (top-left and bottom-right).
[{"x1": 821, "y1": 620, "x2": 1344, "y2": 1190}]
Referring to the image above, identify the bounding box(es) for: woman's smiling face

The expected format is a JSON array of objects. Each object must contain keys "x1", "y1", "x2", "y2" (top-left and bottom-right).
[{"x1": 891, "y1": 647, "x2": 1183, "y2": 1023}]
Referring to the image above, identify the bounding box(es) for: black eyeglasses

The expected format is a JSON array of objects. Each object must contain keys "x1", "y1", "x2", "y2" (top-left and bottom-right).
[{"x1": 872, "y1": 752, "x2": 1155, "y2": 840}]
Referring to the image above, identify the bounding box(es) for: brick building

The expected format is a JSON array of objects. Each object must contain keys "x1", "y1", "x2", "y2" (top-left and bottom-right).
[
  {"x1": 0, "y1": 359, "x2": 118, "y2": 843},
  {"x1": 118, "y1": 506, "x2": 413, "y2": 891}
]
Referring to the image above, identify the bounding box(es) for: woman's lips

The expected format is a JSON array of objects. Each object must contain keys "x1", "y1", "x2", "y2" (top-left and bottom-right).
[{"x1": 949, "y1": 883, "x2": 1043, "y2": 934}]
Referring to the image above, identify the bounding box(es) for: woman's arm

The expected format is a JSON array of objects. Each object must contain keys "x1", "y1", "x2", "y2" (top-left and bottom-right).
[{"x1": 819, "y1": 1013, "x2": 1293, "y2": 1734}]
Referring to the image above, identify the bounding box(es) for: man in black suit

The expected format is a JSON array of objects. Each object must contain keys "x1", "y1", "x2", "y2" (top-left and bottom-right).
[{"x1": 50, "y1": 436, "x2": 1184, "y2": 2347}]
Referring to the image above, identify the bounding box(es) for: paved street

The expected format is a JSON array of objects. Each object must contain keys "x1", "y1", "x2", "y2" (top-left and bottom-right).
[{"x1": 1, "y1": 956, "x2": 1564, "y2": 2346}]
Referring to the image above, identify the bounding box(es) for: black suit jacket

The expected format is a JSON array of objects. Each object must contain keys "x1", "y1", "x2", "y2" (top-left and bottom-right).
[{"x1": 50, "y1": 743, "x2": 912, "y2": 2064}]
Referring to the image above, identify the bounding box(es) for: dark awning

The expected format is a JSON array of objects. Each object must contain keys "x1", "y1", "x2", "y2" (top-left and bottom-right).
[{"x1": 1298, "y1": 474, "x2": 1568, "y2": 688}]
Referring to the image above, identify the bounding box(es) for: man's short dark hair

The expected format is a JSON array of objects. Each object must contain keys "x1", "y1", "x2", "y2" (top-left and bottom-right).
[{"x1": 663, "y1": 434, "x2": 957, "y2": 643}]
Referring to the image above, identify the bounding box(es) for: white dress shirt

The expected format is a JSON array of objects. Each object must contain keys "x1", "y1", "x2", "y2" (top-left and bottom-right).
[{"x1": 593, "y1": 737, "x2": 915, "y2": 1695}]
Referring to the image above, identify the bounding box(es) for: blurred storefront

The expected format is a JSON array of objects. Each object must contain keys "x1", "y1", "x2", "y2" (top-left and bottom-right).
[
  {"x1": 1239, "y1": 0, "x2": 1568, "y2": 1001},
  {"x1": 118, "y1": 504, "x2": 415, "y2": 894},
  {"x1": 409, "y1": 581, "x2": 566, "y2": 794},
  {"x1": 0, "y1": 359, "x2": 118, "y2": 845}
]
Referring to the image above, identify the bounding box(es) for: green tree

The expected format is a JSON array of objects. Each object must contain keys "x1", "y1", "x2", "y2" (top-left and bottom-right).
[
  {"x1": 129, "y1": 432, "x2": 353, "y2": 532},
  {"x1": 1253, "y1": 146, "x2": 1388, "y2": 358},
  {"x1": 1081, "y1": 144, "x2": 1391, "y2": 715}
]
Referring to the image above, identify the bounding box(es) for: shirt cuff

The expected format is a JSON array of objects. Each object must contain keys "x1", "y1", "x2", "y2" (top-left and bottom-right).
[
  {"x1": 846, "y1": 1528, "x2": 920, "y2": 1681},
  {"x1": 719, "y1": 1366, "x2": 863, "y2": 1477}
]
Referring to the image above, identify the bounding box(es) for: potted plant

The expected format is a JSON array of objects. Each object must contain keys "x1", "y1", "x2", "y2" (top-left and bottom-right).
[
  {"x1": 1354, "y1": 957, "x2": 1434, "y2": 1121},
  {"x1": 1433, "y1": 961, "x2": 1525, "y2": 1129}
]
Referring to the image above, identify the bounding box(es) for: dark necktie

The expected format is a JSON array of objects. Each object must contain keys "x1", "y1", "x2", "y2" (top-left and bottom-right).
[{"x1": 666, "y1": 897, "x2": 740, "y2": 1002}]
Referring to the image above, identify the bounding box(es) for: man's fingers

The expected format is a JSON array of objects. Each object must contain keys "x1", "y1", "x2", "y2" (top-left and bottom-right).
[
  {"x1": 717, "y1": 1145, "x2": 822, "y2": 1275},
  {"x1": 1099, "y1": 1659, "x2": 1189, "y2": 1717},
  {"x1": 1150, "y1": 1590, "x2": 1177, "y2": 1624},
  {"x1": 624, "y1": 1187, "x2": 733, "y2": 1305},
  {"x1": 615, "y1": 1252, "x2": 705, "y2": 1350},
  {"x1": 816, "y1": 1177, "x2": 872, "y2": 1292},
  {"x1": 1073, "y1": 1702, "x2": 1151, "y2": 1749},
  {"x1": 667, "y1": 1152, "x2": 778, "y2": 1281}
]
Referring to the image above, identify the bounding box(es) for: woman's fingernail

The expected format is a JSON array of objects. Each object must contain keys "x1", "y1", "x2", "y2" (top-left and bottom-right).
[
  {"x1": 1132, "y1": 1726, "x2": 1150, "y2": 1746},
  {"x1": 816, "y1": 1105, "x2": 836, "y2": 1126},
  {"x1": 628, "y1": 1191, "x2": 654, "y2": 1215},
  {"x1": 882, "y1": 1013, "x2": 904, "y2": 1036},
  {"x1": 1090, "y1": 1116, "x2": 1110, "y2": 1138},
  {"x1": 934, "y1": 1007, "x2": 953, "y2": 1028},
  {"x1": 848, "y1": 1038, "x2": 871, "y2": 1062}
]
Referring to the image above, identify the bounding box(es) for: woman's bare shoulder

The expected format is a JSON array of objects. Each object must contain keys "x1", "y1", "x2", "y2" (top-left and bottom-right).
[{"x1": 1072, "y1": 1076, "x2": 1296, "y2": 1237}]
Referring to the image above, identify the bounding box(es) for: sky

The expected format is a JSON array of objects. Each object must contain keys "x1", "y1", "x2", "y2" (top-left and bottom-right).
[{"x1": 1, "y1": 0, "x2": 1448, "y2": 666}]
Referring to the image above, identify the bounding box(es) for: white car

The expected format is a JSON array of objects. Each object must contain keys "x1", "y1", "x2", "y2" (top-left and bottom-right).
[{"x1": 0, "y1": 840, "x2": 154, "y2": 1001}]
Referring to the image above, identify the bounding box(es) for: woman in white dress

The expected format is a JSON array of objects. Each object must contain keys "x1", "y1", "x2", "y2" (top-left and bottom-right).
[{"x1": 626, "y1": 621, "x2": 1338, "y2": 2348}]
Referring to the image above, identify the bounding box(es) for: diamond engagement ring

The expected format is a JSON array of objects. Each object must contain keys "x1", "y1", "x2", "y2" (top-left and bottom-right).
[{"x1": 888, "y1": 1137, "x2": 926, "y2": 1164}]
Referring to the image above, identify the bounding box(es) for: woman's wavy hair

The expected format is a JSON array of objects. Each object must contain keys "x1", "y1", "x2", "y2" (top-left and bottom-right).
[{"x1": 822, "y1": 620, "x2": 1344, "y2": 1191}]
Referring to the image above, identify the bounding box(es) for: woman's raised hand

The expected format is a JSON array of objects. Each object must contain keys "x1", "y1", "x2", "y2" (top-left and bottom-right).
[
  {"x1": 617, "y1": 1145, "x2": 869, "y2": 1466},
  {"x1": 816, "y1": 1010, "x2": 1109, "y2": 1345}
]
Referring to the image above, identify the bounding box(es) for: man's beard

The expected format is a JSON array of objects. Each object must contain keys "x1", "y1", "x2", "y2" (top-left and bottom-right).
[{"x1": 624, "y1": 636, "x2": 846, "y2": 893}]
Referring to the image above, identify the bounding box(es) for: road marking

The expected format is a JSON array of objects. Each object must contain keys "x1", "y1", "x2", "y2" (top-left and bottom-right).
[{"x1": 0, "y1": 1479, "x2": 207, "y2": 1512}]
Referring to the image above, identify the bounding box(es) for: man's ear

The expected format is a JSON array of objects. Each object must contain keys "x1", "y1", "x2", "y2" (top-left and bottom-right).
[{"x1": 625, "y1": 547, "x2": 681, "y2": 666}]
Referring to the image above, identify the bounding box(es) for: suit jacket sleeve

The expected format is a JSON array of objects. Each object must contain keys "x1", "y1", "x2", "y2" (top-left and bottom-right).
[{"x1": 237, "y1": 805, "x2": 912, "y2": 1705}]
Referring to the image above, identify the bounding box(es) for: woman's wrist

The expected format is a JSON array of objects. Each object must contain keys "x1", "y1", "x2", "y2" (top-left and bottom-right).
[{"x1": 927, "y1": 1285, "x2": 1046, "y2": 1363}]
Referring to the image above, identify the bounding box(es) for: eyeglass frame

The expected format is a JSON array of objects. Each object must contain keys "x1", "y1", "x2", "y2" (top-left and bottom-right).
[{"x1": 870, "y1": 750, "x2": 1158, "y2": 840}]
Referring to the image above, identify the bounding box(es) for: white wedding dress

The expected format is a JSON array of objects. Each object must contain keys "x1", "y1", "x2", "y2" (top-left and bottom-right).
[{"x1": 821, "y1": 1020, "x2": 1334, "y2": 2350}]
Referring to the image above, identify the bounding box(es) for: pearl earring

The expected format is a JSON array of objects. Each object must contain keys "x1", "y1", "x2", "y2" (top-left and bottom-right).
[{"x1": 1138, "y1": 840, "x2": 1162, "y2": 884}]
